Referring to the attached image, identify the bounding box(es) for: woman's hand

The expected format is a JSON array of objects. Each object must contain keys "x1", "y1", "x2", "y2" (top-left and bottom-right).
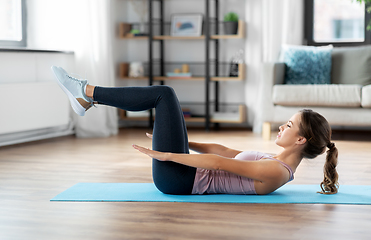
[
  {"x1": 132, "y1": 144, "x2": 170, "y2": 161},
  {"x1": 146, "y1": 133, "x2": 153, "y2": 139}
]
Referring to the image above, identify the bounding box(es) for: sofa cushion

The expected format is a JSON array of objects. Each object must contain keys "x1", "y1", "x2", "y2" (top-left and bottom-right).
[
  {"x1": 279, "y1": 45, "x2": 332, "y2": 85},
  {"x1": 362, "y1": 85, "x2": 371, "y2": 108},
  {"x1": 332, "y1": 46, "x2": 371, "y2": 85},
  {"x1": 272, "y1": 84, "x2": 362, "y2": 107}
]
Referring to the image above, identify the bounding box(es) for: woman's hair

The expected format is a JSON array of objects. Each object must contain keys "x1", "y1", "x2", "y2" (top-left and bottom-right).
[{"x1": 298, "y1": 109, "x2": 339, "y2": 194}]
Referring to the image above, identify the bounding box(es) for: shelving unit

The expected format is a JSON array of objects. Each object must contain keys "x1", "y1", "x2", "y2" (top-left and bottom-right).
[
  {"x1": 119, "y1": 63, "x2": 245, "y2": 81},
  {"x1": 118, "y1": 0, "x2": 245, "y2": 129}
]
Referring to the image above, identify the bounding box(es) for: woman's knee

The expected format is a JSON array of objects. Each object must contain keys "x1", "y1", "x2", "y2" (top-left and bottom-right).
[
  {"x1": 152, "y1": 85, "x2": 176, "y2": 98},
  {"x1": 151, "y1": 85, "x2": 178, "y2": 107}
]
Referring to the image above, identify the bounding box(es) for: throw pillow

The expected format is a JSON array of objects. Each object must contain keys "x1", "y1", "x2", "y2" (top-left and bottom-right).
[
  {"x1": 331, "y1": 45, "x2": 371, "y2": 86},
  {"x1": 279, "y1": 45, "x2": 333, "y2": 85}
]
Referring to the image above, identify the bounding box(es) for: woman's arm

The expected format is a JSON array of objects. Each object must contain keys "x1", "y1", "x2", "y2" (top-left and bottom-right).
[
  {"x1": 188, "y1": 142, "x2": 242, "y2": 158},
  {"x1": 132, "y1": 144, "x2": 282, "y2": 183},
  {"x1": 145, "y1": 133, "x2": 241, "y2": 158}
]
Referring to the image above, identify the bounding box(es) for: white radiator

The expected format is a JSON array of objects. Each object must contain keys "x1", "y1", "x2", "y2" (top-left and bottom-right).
[{"x1": 0, "y1": 82, "x2": 72, "y2": 146}]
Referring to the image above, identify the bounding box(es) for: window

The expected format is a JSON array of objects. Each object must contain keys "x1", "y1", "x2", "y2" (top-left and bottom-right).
[
  {"x1": 305, "y1": 0, "x2": 371, "y2": 46},
  {"x1": 0, "y1": 0, "x2": 27, "y2": 47}
]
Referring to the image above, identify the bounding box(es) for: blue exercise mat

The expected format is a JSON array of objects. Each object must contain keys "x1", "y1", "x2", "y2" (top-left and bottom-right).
[{"x1": 50, "y1": 183, "x2": 371, "y2": 204}]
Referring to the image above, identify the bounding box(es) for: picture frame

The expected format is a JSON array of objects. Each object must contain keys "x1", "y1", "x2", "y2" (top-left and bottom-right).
[{"x1": 171, "y1": 14, "x2": 203, "y2": 36}]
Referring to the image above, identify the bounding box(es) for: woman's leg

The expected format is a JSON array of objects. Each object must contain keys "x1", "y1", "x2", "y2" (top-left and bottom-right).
[
  {"x1": 51, "y1": 66, "x2": 195, "y2": 194},
  {"x1": 93, "y1": 85, "x2": 196, "y2": 195}
]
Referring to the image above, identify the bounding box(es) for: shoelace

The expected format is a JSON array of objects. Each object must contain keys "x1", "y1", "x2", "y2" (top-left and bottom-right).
[
  {"x1": 67, "y1": 74, "x2": 85, "y2": 84},
  {"x1": 66, "y1": 73, "x2": 97, "y2": 109},
  {"x1": 90, "y1": 102, "x2": 98, "y2": 109}
]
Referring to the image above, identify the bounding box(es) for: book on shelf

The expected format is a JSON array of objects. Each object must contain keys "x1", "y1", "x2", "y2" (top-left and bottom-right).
[
  {"x1": 211, "y1": 112, "x2": 240, "y2": 121},
  {"x1": 126, "y1": 111, "x2": 150, "y2": 118},
  {"x1": 182, "y1": 108, "x2": 191, "y2": 118}
]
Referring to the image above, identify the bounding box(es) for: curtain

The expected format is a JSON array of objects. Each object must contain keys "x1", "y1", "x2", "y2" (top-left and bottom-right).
[
  {"x1": 72, "y1": 0, "x2": 118, "y2": 138},
  {"x1": 262, "y1": 0, "x2": 304, "y2": 62},
  {"x1": 244, "y1": 0, "x2": 304, "y2": 132}
]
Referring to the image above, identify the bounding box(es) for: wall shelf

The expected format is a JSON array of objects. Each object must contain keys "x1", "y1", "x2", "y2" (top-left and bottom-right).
[
  {"x1": 119, "y1": 64, "x2": 245, "y2": 81},
  {"x1": 119, "y1": 20, "x2": 244, "y2": 40}
]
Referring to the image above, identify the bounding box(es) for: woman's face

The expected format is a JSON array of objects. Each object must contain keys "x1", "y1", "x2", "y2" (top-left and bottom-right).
[{"x1": 275, "y1": 112, "x2": 304, "y2": 148}]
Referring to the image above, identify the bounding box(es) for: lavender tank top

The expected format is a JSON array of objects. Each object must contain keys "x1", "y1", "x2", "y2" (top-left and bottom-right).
[{"x1": 191, "y1": 151, "x2": 294, "y2": 195}]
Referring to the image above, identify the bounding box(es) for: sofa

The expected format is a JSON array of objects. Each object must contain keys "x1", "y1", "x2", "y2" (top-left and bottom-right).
[{"x1": 258, "y1": 45, "x2": 371, "y2": 140}]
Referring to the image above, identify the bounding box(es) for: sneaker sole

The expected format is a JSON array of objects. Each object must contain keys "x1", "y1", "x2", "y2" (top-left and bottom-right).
[{"x1": 51, "y1": 66, "x2": 86, "y2": 116}]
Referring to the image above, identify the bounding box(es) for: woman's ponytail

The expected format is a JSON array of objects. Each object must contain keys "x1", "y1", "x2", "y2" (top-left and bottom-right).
[
  {"x1": 299, "y1": 110, "x2": 339, "y2": 194},
  {"x1": 318, "y1": 143, "x2": 339, "y2": 194}
]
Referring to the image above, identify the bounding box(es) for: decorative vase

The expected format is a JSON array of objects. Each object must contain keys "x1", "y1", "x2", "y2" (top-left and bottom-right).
[
  {"x1": 129, "y1": 62, "x2": 144, "y2": 77},
  {"x1": 224, "y1": 21, "x2": 238, "y2": 35}
]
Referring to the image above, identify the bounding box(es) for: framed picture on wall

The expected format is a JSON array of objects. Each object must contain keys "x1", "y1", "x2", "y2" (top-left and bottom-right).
[{"x1": 171, "y1": 14, "x2": 203, "y2": 36}]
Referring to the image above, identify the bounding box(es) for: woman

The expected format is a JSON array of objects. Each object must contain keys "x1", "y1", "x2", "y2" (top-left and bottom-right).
[{"x1": 52, "y1": 66, "x2": 339, "y2": 195}]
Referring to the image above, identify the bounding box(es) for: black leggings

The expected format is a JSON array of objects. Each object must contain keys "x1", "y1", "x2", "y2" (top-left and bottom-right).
[{"x1": 93, "y1": 85, "x2": 196, "y2": 194}]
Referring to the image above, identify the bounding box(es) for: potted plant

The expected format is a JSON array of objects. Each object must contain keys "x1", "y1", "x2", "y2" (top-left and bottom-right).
[{"x1": 223, "y1": 12, "x2": 239, "y2": 35}]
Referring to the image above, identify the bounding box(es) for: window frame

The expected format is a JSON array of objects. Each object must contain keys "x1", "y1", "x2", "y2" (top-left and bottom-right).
[
  {"x1": 304, "y1": 0, "x2": 371, "y2": 47},
  {"x1": 0, "y1": 0, "x2": 27, "y2": 48}
]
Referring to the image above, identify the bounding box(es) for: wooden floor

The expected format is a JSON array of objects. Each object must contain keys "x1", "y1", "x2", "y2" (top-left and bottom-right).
[{"x1": 1, "y1": 127, "x2": 371, "y2": 239}]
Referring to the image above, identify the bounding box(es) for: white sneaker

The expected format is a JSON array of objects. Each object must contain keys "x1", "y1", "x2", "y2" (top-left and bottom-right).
[{"x1": 51, "y1": 66, "x2": 94, "y2": 116}]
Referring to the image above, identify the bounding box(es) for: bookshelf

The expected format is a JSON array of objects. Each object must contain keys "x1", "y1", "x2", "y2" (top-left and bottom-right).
[{"x1": 119, "y1": 0, "x2": 246, "y2": 128}]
